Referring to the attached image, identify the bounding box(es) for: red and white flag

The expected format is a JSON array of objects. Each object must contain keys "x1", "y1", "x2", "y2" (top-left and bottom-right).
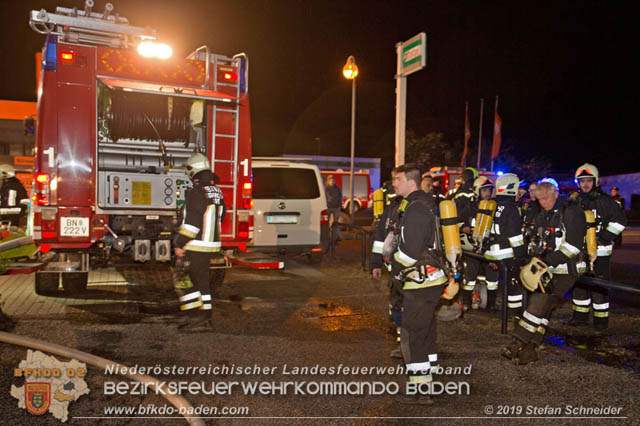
[
  {"x1": 490, "y1": 103, "x2": 502, "y2": 162},
  {"x1": 460, "y1": 102, "x2": 471, "y2": 167}
]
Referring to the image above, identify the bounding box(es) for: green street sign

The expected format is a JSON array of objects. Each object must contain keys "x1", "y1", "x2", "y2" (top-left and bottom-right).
[{"x1": 401, "y1": 32, "x2": 426, "y2": 76}]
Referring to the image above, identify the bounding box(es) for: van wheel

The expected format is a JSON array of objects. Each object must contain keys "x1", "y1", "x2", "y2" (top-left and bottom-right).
[
  {"x1": 62, "y1": 272, "x2": 88, "y2": 295},
  {"x1": 209, "y1": 269, "x2": 226, "y2": 293},
  {"x1": 308, "y1": 252, "x2": 323, "y2": 264},
  {"x1": 35, "y1": 272, "x2": 60, "y2": 295}
]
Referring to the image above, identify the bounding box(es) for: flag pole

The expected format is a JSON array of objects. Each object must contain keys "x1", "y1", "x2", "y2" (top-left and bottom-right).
[
  {"x1": 477, "y1": 98, "x2": 484, "y2": 169},
  {"x1": 460, "y1": 101, "x2": 469, "y2": 167},
  {"x1": 491, "y1": 95, "x2": 499, "y2": 172}
]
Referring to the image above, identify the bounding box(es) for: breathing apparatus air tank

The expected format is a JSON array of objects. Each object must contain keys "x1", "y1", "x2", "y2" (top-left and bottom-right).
[
  {"x1": 439, "y1": 200, "x2": 461, "y2": 274},
  {"x1": 372, "y1": 188, "x2": 385, "y2": 218},
  {"x1": 584, "y1": 209, "x2": 597, "y2": 268},
  {"x1": 472, "y1": 199, "x2": 497, "y2": 246}
]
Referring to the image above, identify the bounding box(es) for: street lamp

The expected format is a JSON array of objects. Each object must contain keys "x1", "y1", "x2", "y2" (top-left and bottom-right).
[{"x1": 342, "y1": 56, "x2": 358, "y2": 222}]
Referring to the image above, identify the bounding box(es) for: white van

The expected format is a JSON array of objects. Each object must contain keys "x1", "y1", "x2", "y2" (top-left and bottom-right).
[{"x1": 250, "y1": 159, "x2": 328, "y2": 261}]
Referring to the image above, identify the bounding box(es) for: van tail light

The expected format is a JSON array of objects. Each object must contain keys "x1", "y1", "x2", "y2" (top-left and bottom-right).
[
  {"x1": 321, "y1": 209, "x2": 329, "y2": 225},
  {"x1": 35, "y1": 172, "x2": 50, "y2": 205}
]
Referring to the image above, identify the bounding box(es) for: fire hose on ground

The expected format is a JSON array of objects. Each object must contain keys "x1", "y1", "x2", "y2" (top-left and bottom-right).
[{"x1": 0, "y1": 331, "x2": 205, "y2": 426}]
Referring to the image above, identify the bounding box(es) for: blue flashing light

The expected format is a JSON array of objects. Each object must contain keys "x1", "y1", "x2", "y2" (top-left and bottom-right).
[
  {"x1": 238, "y1": 56, "x2": 246, "y2": 95},
  {"x1": 43, "y1": 34, "x2": 57, "y2": 71},
  {"x1": 496, "y1": 171, "x2": 504, "y2": 176}
]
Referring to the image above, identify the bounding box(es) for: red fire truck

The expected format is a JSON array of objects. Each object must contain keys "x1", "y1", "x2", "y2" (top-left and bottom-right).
[{"x1": 28, "y1": 2, "x2": 253, "y2": 294}]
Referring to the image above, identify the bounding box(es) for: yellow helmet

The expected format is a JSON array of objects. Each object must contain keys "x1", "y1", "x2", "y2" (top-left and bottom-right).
[
  {"x1": 520, "y1": 258, "x2": 553, "y2": 293},
  {"x1": 575, "y1": 163, "x2": 599, "y2": 186}
]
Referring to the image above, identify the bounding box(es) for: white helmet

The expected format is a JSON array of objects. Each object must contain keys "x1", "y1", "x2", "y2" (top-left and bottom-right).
[
  {"x1": 575, "y1": 163, "x2": 599, "y2": 186},
  {"x1": 473, "y1": 177, "x2": 494, "y2": 198},
  {"x1": 495, "y1": 173, "x2": 519, "y2": 197},
  {"x1": 0, "y1": 164, "x2": 15, "y2": 179},
  {"x1": 185, "y1": 153, "x2": 210, "y2": 179}
]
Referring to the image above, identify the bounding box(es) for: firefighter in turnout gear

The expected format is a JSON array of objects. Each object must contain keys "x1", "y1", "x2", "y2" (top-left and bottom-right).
[
  {"x1": 483, "y1": 173, "x2": 527, "y2": 314},
  {"x1": 391, "y1": 165, "x2": 448, "y2": 405},
  {"x1": 174, "y1": 153, "x2": 226, "y2": 329},
  {"x1": 371, "y1": 168, "x2": 405, "y2": 358},
  {"x1": 461, "y1": 177, "x2": 499, "y2": 311},
  {"x1": 0, "y1": 165, "x2": 28, "y2": 227},
  {"x1": 502, "y1": 181, "x2": 587, "y2": 364},
  {"x1": 570, "y1": 163, "x2": 626, "y2": 330},
  {"x1": 448, "y1": 168, "x2": 477, "y2": 223}
]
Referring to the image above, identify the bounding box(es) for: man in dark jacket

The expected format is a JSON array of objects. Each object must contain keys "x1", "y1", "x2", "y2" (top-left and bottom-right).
[
  {"x1": 570, "y1": 164, "x2": 626, "y2": 330},
  {"x1": 174, "y1": 153, "x2": 226, "y2": 329},
  {"x1": 391, "y1": 164, "x2": 447, "y2": 404},
  {"x1": 325, "y1": 175, "x2": 342, "y2": 246},
  {"x1": 0, "y1": 165, "x2": 28, "y2": 227},
  {"x1": 503, "y1": 181, "x2": 587, "y2": 364}
]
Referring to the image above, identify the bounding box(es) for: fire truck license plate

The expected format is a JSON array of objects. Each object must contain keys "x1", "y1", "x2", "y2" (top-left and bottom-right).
[{"x1": 60, "y1": 217, "x2": 90, "y2": 237}]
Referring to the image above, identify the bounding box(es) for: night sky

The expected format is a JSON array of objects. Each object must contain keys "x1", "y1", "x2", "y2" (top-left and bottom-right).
[{"x1": 0, "y1": 0, "x2": 636, "y2": 176}]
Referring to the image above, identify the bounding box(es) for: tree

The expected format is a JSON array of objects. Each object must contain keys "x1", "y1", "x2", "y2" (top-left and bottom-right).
[{"x1": 405, "y1": 130, "x2": 460, "y2": 171}]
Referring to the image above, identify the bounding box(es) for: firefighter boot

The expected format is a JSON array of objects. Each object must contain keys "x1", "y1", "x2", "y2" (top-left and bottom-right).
[
  {"x1": 484, "y1": 290, "x2": 498, "y2": 312},
  {"x1": 514, "y1": 342, "x2": 539, "y2": 365},
  {"x1": 461, "y1": 289, "x2": 473, "y2": 312},
  {"x1": 501, "y1": 338, "x2": 524, "y2": 361},
  {"x1": 390, "y1": 345, "x2": 403, "y2": 360},
  {"x1": 568, "y1": 311, "x2": 589, "y2": 327},
  {"x1": 395, "y1": 382, "x2": 434, "y2": 405}
]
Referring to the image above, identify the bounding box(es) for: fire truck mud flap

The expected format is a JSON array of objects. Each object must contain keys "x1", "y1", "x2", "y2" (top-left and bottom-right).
[{"x1": 34, "y1": 252, "x2": 89, "y2": 296}]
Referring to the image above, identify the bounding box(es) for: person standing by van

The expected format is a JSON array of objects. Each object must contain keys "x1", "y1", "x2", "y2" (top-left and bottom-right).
[{"x1": 325, "y1": 175, "x2": 342, "y2": 245}]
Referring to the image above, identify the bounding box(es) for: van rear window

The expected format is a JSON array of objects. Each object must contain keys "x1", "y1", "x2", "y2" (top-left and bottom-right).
[{"x1": 252, "y1": 168, "x2": 320, "y2": 199}]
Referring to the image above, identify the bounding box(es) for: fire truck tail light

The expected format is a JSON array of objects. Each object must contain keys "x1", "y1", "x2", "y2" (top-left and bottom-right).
[
  {"x1": 42, "y1": 221, "x2": 56, "y2": 232},
  {"x1": 242, "y1": 182, "x2": 252, "y2": 197},
  {"x1": 238, "y1": 221, "x2": 249, "y2": 238},
  {"x1": 36, "y1": 173, "x2": 49, "y2": 184},
  {"x1": 42, "y1": 231, "x2": 56, "y2": 239},
  {"x1": 60, "y1": 52, "x2": 74, "y2": 61},
  {"x1": 242, "y1": 198, "x2": 253, "y2": 209},
  {"x1": 35, "y1": 173, "x2": 51, "y2": 205},
  {"x1": 39, "y1": 244, "x2": 51, "y2": 253},
  {"x1": 321, "y1": 209, "x2": 329, "y2": 225}
]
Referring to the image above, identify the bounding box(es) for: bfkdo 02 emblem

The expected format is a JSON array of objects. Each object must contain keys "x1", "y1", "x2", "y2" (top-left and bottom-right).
[{"x1": 25, "y1": 382, "x2": 51, "y2": 415}]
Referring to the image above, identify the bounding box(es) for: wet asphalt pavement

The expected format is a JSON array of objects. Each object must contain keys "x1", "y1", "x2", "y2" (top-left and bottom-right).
[{"x1": 0, "y1": 230, "x2": 639, "y2": 425}]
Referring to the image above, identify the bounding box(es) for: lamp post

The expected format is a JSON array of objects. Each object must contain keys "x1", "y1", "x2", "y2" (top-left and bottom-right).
[{"x1": 342, "y1": 56, "x2": 358, "y2": 222}]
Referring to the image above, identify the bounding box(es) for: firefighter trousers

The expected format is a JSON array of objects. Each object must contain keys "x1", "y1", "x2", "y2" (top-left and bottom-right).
[
  {"x1": 400, "y1": 284, "x2": 446, "y2": 383},
  {"x1": 506, "y1": 266, "x2": 525, "y2": 315},
  {"x1": 181, "y1": 250, "x2": 213, "y2": 313},
  {"x1": 462, "y1": 256, "x2": 499, "y2": 307},
  {"x1": 572, "y1": 256, "x2": 611, "y2": 327},
  {"x1": 389, "y1": 276, "x2": 404, "y2": 335},
  {"x1": 513, "y1": 274, "x2": 578, "y2": 347}
]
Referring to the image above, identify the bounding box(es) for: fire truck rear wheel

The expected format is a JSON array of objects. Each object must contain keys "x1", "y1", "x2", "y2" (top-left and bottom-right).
[
  {"x1": 35, "y1": 272, "x2": 60, "y2": 295},
  {"x1": 209, "y1": 269, "x2": 226, "y2": 293},
  {"x1": 62, "y1": 272, "x2": 89, "y2": 295}
]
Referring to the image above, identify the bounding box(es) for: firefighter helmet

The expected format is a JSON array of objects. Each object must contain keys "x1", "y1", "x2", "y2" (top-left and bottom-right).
[
  {"x1": 462, "y1": 167, "x2": 478, "y2": 183},
  {"x1": 0, "y1": 164, "x2": 15, "y2": 179},
  {"x1": 495, "y1": 173, "x2": 519, "y2": 197},
  {"x1": 473, "y1": 177, "x2": 494, "y2": 197},
  {"x1": 185, "y1": 153, "x2": 210, "y2": 179},
  {"x1": 575, "y1": 163, "x2": 599, "y2": 186},
  {"x1": 520, "y1": 258, "x2": 553, "y2": 293}
]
